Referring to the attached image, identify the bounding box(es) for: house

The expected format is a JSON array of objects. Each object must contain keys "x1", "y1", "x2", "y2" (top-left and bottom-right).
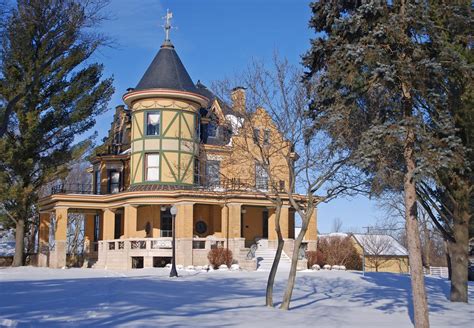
[
  {"x1": 36, "y1": 15, "x2": 317, "y2": 270},
  {"x1": 352, "y1": 234, "x2": 409, "y2": 273}
]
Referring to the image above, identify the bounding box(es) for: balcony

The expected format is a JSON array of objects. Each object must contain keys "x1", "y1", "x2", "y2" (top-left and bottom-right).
[{"x1": 46, "y1": 178, "x2": 286, "y2": 197}]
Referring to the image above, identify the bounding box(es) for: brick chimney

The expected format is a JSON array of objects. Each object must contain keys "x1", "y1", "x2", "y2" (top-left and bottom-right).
[{"x1": 231, "y1": 86, "x2": 246, "y2": 113}]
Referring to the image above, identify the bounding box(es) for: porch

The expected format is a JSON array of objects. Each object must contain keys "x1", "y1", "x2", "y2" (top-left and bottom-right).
[{"x1": 37, "y1": 192, "x2": 317, "y2": 270}]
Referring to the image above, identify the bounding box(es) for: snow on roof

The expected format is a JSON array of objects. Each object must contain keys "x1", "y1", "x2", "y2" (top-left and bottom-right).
[
  {"x1": 352, "y1": 234, "x2": 408, "y2": 256},
  {"x1": 319, "y1": 232, "x2": 349, "y2": 238}
]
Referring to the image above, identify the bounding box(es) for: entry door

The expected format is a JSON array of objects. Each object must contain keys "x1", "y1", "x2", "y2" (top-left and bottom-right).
[
  {"x1": 161, "y1": 209, "x2": 172, "y2": 237},
  {"x1": 262, "y1": 210, "x2": 269, "y2": 238},
  {"x1": 114, "y1": 214, "x2": 122, "y2": 239}
]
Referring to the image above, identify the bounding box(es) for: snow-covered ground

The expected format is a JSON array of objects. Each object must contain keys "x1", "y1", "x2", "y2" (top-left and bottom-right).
[{"x1": 0, "y1": 267, "x2": 472, "y2": 327}]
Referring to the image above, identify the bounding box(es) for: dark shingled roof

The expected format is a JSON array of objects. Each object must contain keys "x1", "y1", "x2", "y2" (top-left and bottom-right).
[
  {"x1": 135, "y1": 41, "x2": 197, "y2": 93},
  {"x1": 195, "y1": 81, "x2": 237, "y2": 116}
]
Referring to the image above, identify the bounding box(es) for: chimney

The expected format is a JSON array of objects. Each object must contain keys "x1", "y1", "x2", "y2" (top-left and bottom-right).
[{"x1": 231, "y1": 86, "x2": 246, "y2": 113}]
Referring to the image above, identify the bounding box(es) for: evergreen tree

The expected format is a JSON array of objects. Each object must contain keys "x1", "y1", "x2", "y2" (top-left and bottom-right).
[
  {"x1": 0, "y1": 0, "x2": 114, "y2": 266},
  {"x1": 303, "y1": 0, "x2": 469, "y2": 325},
  {"x1": 414, "y1": 1, "x2": 473, "y2": 303}
]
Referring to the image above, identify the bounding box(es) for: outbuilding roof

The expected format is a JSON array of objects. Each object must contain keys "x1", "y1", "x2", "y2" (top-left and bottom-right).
[{"x1": 352, "y1": 234, "x2": 408, "y2": 256}]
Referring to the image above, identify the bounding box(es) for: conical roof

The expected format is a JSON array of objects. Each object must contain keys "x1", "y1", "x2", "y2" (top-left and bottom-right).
[{"x1": 135, "y1": 41, "x2": 197, "y2": 93}]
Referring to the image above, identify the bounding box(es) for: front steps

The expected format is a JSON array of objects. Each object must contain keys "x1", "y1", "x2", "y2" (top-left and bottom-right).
[{"x1": 255, "y1": 245, "x2": 292, "y2": 271}]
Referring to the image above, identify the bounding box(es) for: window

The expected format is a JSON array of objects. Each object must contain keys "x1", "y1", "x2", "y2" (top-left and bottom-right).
[
  {"x1": 208, "y1": 122, "x2": 218, "y2": 138},
  {"x1": 146, "y1": 112, "x2": 160, "y2": 136},
  {"x1": 253, "y1": 128, "x2": 260, "y2": 143},
  {"x1": 146, "y1": 153, "x2": 160, "y2": 181},
  {"x1": 108, "y1": 170, "x2": 121, "y2": 194},
  {"x1": 263, "y1": 129, "x2": 270, "y2": 145},
  {"x1": 94, "y1": 170, "x2": 101, "y2": 195},
  {"x1": 206, "y1": 160, "x2": 220, "y2": 187},
  {"x1": 114, "y1": 130, "x2": 123, "y2": 144},
  {"x1": 255, "y1": 163, "x2": 269, "y2": 191},
  {"x1": 194, "y1": 157, "x2": 200, "y2": 184}
]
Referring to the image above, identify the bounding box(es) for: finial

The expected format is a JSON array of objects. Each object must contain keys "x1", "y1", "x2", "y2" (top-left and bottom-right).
[{"x1": 162, "y1": 9, "x2": 174, "y2": 42}]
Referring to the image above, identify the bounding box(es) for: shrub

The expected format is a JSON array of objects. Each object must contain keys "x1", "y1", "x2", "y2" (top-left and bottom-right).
[
  {"x1": 317, "y1": 236, "x2": 362, "y2": 270},
  {"x1": 207, "y1": 248, "x2": 233, "y2": 269},
  {"x1": 306, "y1": 250, "x2": 327, "y2": 268}
]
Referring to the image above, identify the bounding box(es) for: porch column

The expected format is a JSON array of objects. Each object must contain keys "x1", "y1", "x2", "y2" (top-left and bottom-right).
[
  {"x1": 49, "y1": 207, "x2": 68, "y2": 268},
  {"x1": 280, "y1": 205, "x2": 290, "y2": 239},
  {"x1": 103, "y1": 209, "x2": 115, "y2": 240},
  {"x1": 268, "y1": 208, "x2": 277, "y2": 241},
  {"x1": 229, "y1": 204, "x2": 242, "y2": 238},
  {"x1": 221, "y1": 205, "x2": 229, "y2": 239},
  {"x1": 175, "y1": 202, "x2": 194, "y2": 266},
  {"x1": 124, "y1": 205, "x2": 138, "y2": 238},
  {"x1": 38, "y1": 212, "x2": 50, "y2": 267},
  {"x1": 306, "y1": 208, "x2": 318, "y2": 251},
  {"x1": 225, "y1": 203, "x2": 244, "y2": 254}
]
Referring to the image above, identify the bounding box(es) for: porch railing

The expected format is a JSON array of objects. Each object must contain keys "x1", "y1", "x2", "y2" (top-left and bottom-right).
[
  {"x1": 47, "y1": 178, "x2": 286, "y2": 197},
  {"x1": 99, "y1": 238, "x2": 173, "y2": 253},
  {"x1": 98, "y1": 237, "x2": 227, "y2": 253}
]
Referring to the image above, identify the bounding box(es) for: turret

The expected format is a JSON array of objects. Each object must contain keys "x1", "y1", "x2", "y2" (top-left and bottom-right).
[{"x1": 122, "y1": 11, "x2": 208, "y2": 187}]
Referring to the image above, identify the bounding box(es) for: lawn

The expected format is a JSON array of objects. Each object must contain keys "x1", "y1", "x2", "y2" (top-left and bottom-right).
[{"x1": 0, "y1": 267, "x2": 472, "y2": 327}]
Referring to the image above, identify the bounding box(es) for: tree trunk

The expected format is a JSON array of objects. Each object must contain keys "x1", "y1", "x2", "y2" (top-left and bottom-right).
[
  {"x1": 266, "y1": 204, "x2": 284, "y2": 307},
  {"x1": 280, "y1": 209, "x2": 312, "y2": 310},
  {"x1": 445, "y1": 240, "x2": 452, "y2": 280},
  {"x1": 12, "y1": 218, "x2": 25, "y2": 267},
  {"x1": 404, "y1": 127, "x2": 430, "y2": 328},
  {"x1": 448, "y1": 204, "x2": 469, "y2": 302},
  {"x1": 423, "y1": 222, "x2": 430, "y2": 268}
]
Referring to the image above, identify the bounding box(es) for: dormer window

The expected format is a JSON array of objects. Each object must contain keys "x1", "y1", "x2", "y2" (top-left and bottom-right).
[
  {"x1": 253, "y1": 128, "x2": 260, "y2": 144},
  {"x1": 263, "y1": 129, "x2": 270, "y2": 145},
  {"x1": 146, "y1": 112, "x2": 160, "y2": 136},
  {"x1": 208, "y1": 122, "x2": 218, "y2": 138}
]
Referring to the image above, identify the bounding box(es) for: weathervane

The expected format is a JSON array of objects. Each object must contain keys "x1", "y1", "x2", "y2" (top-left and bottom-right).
[{"x1": 162, "y1": 9, "x2": 175, "y2": 41}]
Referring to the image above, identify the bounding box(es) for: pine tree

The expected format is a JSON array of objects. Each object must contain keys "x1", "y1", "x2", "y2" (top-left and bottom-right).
[
  {"x1": 415, "y1": 1, "x2": 473, "y2": 303},
  {"x1": 303, "y1": 1, "x2": 468, "y2": 326},
  {"x1": 0, "y1": 0, "x2": 114, "y2": 266}
]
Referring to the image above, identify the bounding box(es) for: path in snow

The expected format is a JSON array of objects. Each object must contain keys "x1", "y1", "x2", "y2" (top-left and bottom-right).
[{"x1": 0, "y1": 267, "x2": 472, "y2": 327}]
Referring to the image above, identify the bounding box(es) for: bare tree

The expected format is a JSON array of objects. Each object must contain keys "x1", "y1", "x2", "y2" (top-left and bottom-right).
[
  {"x1": 215, "y1": 54, "x2": 368, "y2": 310},
  {"x1": 213, "y1": 57, "x2": 301, "y2": 308},
  {"x1": 331, "y1": 217, "x2": 343, "y2": 233}
]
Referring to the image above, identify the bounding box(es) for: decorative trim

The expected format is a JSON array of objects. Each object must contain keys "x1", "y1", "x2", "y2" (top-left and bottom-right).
[{"x1": 123, "y1": 89, "x2": 209, "y2": 108}]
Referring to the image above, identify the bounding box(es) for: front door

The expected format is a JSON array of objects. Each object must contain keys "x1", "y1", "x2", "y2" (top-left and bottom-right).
[
  {"x1": 161, "y1": 209, "x2": 172, "y2": 237},
  {"x1": 114, "y1": 214, "x2": 122, "y2": 239},
  {"x1": 262, "y1": 210, "x2": 268, "y2": 238}
]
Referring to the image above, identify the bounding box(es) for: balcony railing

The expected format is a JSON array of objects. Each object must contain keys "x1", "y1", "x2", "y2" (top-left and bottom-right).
[{"x1": 47, "y1": 178, "x2": 285, "y2": 197}]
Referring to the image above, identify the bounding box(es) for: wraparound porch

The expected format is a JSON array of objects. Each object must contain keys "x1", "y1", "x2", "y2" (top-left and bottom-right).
[{"x1": 37, "y1": 191, "x2": 317, "y2": 270}]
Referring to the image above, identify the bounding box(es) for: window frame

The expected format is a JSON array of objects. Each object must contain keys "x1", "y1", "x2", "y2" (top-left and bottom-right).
[
  {"x1": 208, "y1": 122, "x2": 218, "y2": 138},
  {"x1": 194, "y1": 157, "x2": 200, "y2": 185},
  {"x1": 255, "y1": 163, "x2": 269, "y2": 191},
  {"x1": 253, "y1": 128, "x2": 260, "y2": 144},
  {"x1": 263, "y1": 129, "x2": 270, "y2": 145},
  {"x1": 108, "y1": 170, "x2": 121, "y2": 194},
  {"x1": 145, "y1": 153, "x2": 160, "y2": 182},
  {"x1": 146, "y1": 111, "x2": 161, "y2": 136},
  {"x1": 206, "y1": 160, "x2": 221, "y2": 187},
  {"x1": 94, "y1": 170, "x2": 101, "y2": 195}
]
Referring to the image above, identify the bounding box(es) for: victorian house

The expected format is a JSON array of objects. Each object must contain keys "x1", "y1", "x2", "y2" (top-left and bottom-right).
[{"x1": 37, "y1": 18, "x2": 317, "y2": 270}]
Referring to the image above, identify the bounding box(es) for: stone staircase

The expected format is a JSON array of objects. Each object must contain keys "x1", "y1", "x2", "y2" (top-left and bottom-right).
[{"x1": 255, "y1": 240, "x2": 292, "y2": 271}]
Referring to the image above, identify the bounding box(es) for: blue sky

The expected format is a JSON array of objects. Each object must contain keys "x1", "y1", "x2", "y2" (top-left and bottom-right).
[{"x1": 92, "y1": 0, "x2": 385, "y2": 232}]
